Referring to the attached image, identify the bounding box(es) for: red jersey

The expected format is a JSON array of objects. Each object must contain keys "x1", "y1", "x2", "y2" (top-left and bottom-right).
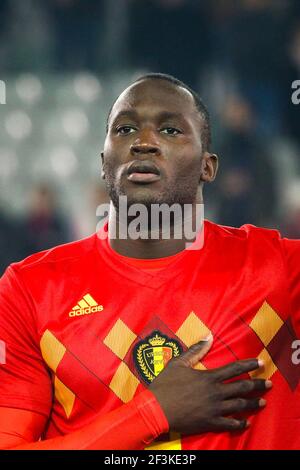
[{"x1": 0, "y1": 220, "x2": 300, "y2": 450}]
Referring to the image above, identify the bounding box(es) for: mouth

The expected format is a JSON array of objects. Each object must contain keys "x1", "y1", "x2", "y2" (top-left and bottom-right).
[{"x1": 126, "y1": 161, "x2": 161, "y2": 184}]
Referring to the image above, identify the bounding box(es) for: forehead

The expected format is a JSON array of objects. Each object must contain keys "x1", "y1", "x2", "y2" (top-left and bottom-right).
[{"x1": 109, "y1": 79, "x2": 199, "y2": 122}]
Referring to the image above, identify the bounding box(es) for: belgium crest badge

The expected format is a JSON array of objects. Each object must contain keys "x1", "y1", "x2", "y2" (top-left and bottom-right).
[{"x1": 133, "y1": 330, "x2": 183, "y2": 384}]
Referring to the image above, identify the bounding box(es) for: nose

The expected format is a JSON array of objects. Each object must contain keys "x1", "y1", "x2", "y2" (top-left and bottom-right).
[{"x1": 130, "y1": 129, "x2": 161, "y2": 157}]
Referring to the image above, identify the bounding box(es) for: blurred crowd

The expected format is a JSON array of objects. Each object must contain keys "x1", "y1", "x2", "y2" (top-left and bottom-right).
[
  {"x1": 0, "y1": 182, "x2": 109, "y2": 274},
  {"x1": 0, "y1": 0, "x2": 300, "y2": 274}
]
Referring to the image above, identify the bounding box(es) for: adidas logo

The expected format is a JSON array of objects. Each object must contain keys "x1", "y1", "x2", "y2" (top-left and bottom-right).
[{"x1": 69, "y1": 294, "x2": 104, "y2": 318}]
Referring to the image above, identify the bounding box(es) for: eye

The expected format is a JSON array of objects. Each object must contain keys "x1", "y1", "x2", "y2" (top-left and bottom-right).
[
  {"x1": 116, "y1": 125, "x2": 136, "y2": 135},
  {"x1": 160, "y1": 127, "x2": 182, "y2": 135}
]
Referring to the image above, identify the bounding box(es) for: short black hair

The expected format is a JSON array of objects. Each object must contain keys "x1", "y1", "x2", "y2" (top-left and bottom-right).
[{"x1": 106, "y1": 72, "x2": 212, "y2": 152}]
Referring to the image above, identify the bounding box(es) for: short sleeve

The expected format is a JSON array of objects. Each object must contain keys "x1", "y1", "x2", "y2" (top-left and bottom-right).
[
  {"x1": 281, "y1": 238, "x2": 300, "y2": 336},
  {"x1": 0, "y1": 266, "x2": 52, "y2": 417}
]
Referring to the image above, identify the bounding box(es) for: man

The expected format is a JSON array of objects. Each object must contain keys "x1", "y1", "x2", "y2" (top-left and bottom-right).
[{"x1": 0, "y1": 73, "x2": 299, "y2": 450}]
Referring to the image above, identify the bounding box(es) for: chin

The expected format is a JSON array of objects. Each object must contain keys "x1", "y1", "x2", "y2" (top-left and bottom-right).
[
  {"x1": 126, "y1": 189, "x2": 168, "y2": 208},
  {"x1": 108, "y1": 180, "x2": 195, "y2": 211}
]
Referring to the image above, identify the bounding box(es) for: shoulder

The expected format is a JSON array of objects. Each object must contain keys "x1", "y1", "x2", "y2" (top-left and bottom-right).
[
  {"x1": 205, "y1": 220, "x2": 282, "y2": 244},
  {"x1": 204, "y1": 220, "x2": 288, "y2": 263},
  {"x1": 8, "y1": 233, "x2": 98, "y2": 277}
]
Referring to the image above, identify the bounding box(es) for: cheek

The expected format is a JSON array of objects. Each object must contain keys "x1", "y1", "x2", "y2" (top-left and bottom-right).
[
  {"x1": 103, "y1": 152, "x2": 126, "y2": 183},
  {"x1": 104, "y1": 135, "x2": 125, "y2": 159},
  {"x1": 170, "y1": 153, "x2": 202, "y2": 178},
  {"x1": 103, "y1": 143, "x2": 122, "y2": 171}
]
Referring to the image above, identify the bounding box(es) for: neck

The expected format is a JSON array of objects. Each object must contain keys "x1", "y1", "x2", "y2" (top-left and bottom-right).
[{"x1": 107, "y1": 199, "x2": 204, "y2": 259}]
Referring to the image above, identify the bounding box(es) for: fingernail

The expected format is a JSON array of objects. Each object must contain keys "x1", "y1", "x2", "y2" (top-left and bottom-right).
[
  {"x1": 259, "y1": 398, "x2": 266, "y2": 407},
  {"x1": 265, "y1": 380, "x2": 273, "y2": 389},
  {"x1": 258, "y1": 359, "x2": 264, "y2": 367},
  {"x1": 203, "y1": 333, "x2": 213, "y2": 342}
]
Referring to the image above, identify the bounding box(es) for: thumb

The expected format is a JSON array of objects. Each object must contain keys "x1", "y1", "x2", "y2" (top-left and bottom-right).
[{"x1": 179, "y1": 334, "x2": 213, "y2": 367}]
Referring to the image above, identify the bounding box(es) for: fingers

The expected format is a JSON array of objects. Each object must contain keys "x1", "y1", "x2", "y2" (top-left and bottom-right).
[
  {"x1": 220, "y1": 378, "x2": 272, "y2": 399},
  {"x1": 211, "y1": 417, "x2": 249, "y2": 432},
  {"x1": 211, "y1": 358, "x2": 263, "y2": 382},
  {"x1": 178, "y1": 334, "x2": 213, "y2": 367},
  {"x1": 220, "y1": 397, "x2": 266, "y2": 415}
]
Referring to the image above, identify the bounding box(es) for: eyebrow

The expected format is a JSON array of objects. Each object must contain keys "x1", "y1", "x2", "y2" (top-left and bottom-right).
[
  {"x1": 155, "y1": 111, "x2": 187, "y2": 122},
  {"x1": 110, "y1": 110, "x2": 188, "y2": 126},
  {"x1": 110, "y1": 110, "x2": 139, "y2": 126}
]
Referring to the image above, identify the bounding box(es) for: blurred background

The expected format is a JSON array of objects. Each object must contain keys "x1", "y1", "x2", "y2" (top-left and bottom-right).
[{"x1": 0, "y1": 0, "x2": 300, "y2": 274}]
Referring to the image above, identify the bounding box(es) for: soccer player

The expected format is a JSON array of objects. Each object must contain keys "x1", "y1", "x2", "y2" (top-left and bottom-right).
[{"x1": 0, "y1": 73, "x2": 299, "y2": 450}]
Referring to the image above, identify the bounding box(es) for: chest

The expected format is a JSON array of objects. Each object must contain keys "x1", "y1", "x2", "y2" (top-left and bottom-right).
[{"x1": 38, "y1": 260, "x2": 297, "y2": 421}]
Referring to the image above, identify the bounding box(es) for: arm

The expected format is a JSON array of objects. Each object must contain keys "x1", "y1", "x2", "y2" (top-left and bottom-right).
[
  {"x1": 0, "y1": 390, "x2": 168, "y2": 450},
  {"x1": 1, "y1": 341, "x2": 271, "y2": 450}
]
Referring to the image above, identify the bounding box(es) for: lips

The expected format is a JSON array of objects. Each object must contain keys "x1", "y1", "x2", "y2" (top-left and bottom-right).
[
  {"x1": 127, "y1": 161, "x2": 160, "y2": 176},
  {"x1": 126, "y1": 161, "x2": 161, "y2": 184}
]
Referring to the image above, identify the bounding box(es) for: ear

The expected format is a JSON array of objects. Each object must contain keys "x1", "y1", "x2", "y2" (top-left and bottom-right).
[
  {"x1": 200, "y1": 152, "x2": 218, "y2": 183},
  {"x1": 100, "y1": 151, "x2": 105, "y2": 180}
]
